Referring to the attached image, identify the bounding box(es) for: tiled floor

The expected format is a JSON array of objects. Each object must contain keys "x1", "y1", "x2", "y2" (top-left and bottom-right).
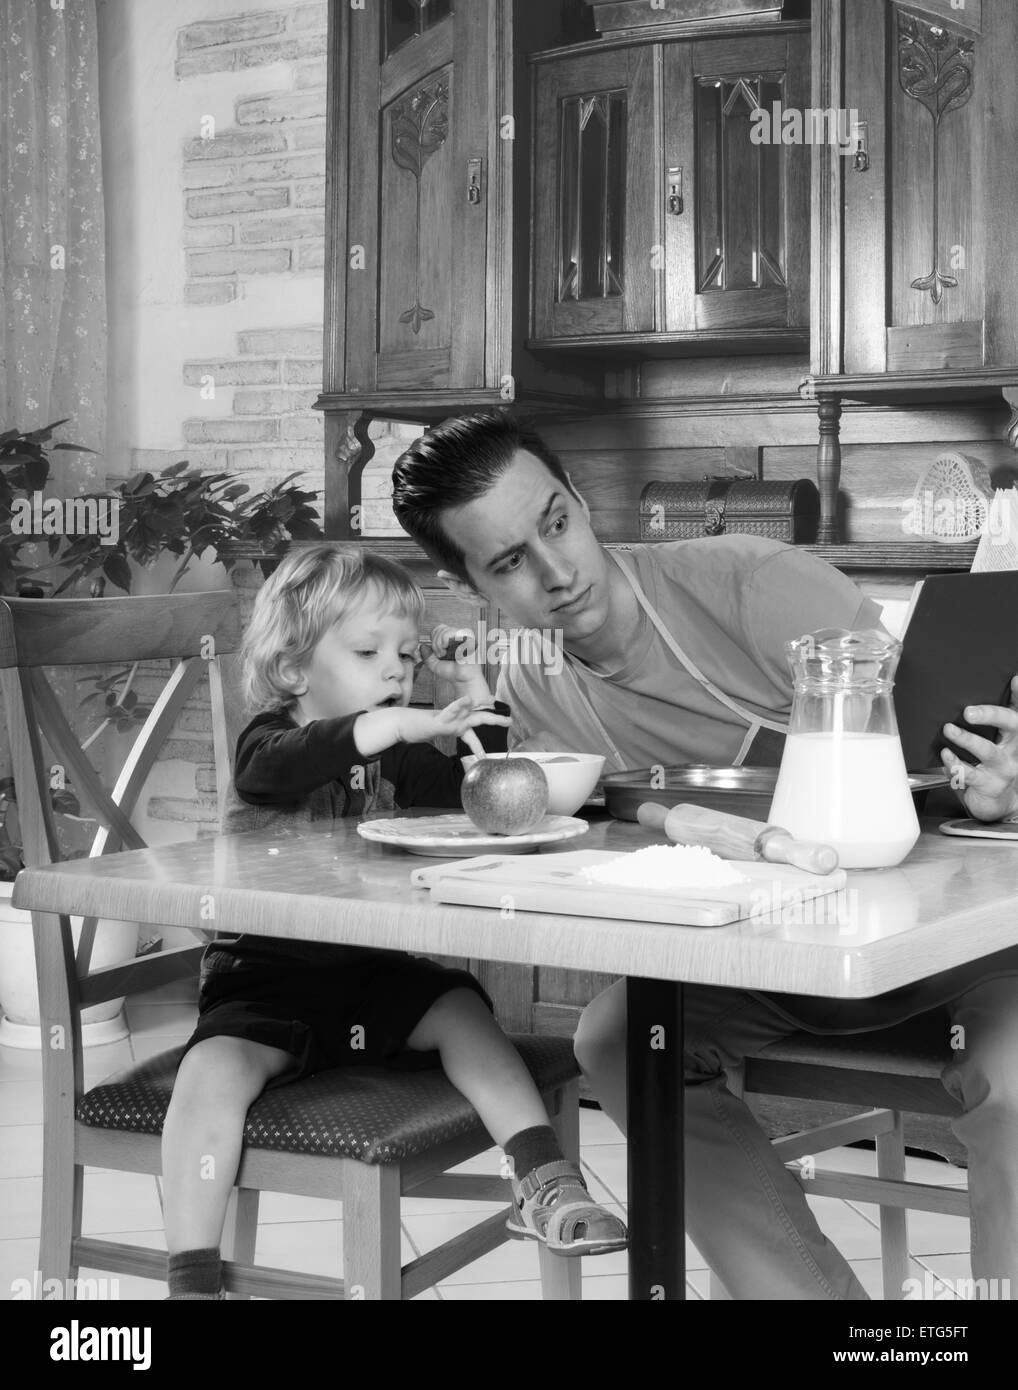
[{"x1": 0, "y1": 982, "x2": 972, "y2": 1301}]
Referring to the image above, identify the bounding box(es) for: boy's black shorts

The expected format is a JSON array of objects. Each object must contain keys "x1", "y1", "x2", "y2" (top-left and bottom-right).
[{"x1": 180, "y1": 939, "x2": 493, "y2": 1085}]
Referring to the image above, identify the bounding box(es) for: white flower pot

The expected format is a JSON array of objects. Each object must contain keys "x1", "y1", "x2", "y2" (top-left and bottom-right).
[{"x1": 0, "y1": 882, "x2": 137, "y2": 1049}]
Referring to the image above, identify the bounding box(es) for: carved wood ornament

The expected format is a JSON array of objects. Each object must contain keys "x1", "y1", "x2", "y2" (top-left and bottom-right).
[
  {"x1": 896, "y1": 10, "x2": 974, "y2": 305},
  {"x1": 390, "y1": 80, "x2": 450, "y2": 333}
]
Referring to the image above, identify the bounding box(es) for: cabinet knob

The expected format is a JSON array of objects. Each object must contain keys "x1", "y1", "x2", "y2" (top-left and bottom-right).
[{"x1": 667, "y1": 165, "x2": 684, "y2": 215}]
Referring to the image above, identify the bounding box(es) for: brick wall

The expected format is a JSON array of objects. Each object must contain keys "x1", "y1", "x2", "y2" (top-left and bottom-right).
[
  {"x1": 134, "y1": 2, "x2": 331, "y2": 853},
  {"x1": 180, "y1": 324, "x2": 325, "y2": 490},
  {"x1": 180, "y1": 6, "x2": 327, "y2": 309}
]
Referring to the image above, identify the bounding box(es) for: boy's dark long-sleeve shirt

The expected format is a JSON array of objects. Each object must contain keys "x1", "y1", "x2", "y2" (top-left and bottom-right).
[
  {"x1": 230, "y1": 707, "x2": 509, "y2": 819},
  {"x1": 213, "y1": 703, "x2": 509, "y2": 964}
]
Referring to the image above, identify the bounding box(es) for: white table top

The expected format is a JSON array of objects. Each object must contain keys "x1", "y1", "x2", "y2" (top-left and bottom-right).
[{"x1": 12, "y1": 815, "x2": 1018, "y2": 999}]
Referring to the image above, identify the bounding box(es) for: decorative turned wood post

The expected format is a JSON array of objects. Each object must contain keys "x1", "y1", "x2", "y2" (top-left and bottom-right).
[
  {"x1": 324, "y1": 409, "x2": 374, "y2": 539},
  {"x1": 1003, "y1": 387, "x2": 1018, "y2": 452},
  {"x1": 816, "y1": 395, "x2": 842, "y2": 543}
]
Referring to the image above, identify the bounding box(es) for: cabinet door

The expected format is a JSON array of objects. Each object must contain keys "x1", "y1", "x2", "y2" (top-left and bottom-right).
[
  {"x1": 343, "y1": 1, "x2": 492, "y2": 396},
  {"x1": 531, "y1": 48, "x2": 658, "y2": 342},
  {"x1": 663, "y1": 33, "x2": 809, "y2": 334},
  {"x1": 843, "y1": 0, "x2": 1018, "y2": 374}
]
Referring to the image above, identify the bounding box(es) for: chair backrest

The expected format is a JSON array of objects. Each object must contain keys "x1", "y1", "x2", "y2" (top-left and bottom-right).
[{"x1": 0, "y1": 592, "x2": 241, "y2": 969}]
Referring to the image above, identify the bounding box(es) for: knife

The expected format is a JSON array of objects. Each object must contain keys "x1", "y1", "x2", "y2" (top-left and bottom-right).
[{"x1": 636, "y1": 802, "x2": 840, "y2": 876}]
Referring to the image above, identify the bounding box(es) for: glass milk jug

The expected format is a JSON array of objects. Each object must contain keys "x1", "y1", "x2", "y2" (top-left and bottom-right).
[{"x1": 769, "y1": 628, "x2": 920, "y2": 869}]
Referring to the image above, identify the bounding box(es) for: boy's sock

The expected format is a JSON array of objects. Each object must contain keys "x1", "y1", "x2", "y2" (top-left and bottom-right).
[
  {"x1": 503, "y1": 1125, "x2": 566, "y2": 1182},
  {"x1": 167, "y1": 1247, "x2": 223, "y2": 1298}
]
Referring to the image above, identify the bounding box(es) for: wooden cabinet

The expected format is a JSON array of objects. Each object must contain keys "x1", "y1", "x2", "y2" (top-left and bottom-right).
[
  {"x1": 837, "y1": 0, "x2": 1018, "y2": 376},
  {"x1": 807, "y1": 0, "x2": 1018, "y2": 544},
  {"x1": 530, "y1": 26, "x2": 810, "y2": 355},
  {"x1": 532, "y1": 47, "x2": 658, "y2": 343},
  {"x1": 319, "y1": 0, "x2": 597, "y2": 540},
  {"x1": 320, "y1": 0, "x2": 594, "y2": 418}
]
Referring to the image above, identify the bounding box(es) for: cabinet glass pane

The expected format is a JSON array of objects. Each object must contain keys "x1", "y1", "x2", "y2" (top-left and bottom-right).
[
  {"x1": 558, "y1": 92, "x2": 626, "y2": 302},
  {"x1": 384, "y1": 0, "x2": 453, "y2": 63},
  {"x1": 695, "y1": 76, "x2": 786, "y2": 294}
]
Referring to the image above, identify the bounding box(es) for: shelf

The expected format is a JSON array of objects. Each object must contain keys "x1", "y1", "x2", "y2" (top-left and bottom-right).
[
  {"x1": 338, "y1": 536, "x2": 978, "y2": 575},
  {"x1": 808, "y1": 370, "x2": 1018, "y2": 406},
  {"x1": 801, "y1": 542, "x2": 978, "y2": 571},
  {"x1": 315, "y1": 391, "x2": 602, "y2": 424},
  {"x1": 527, "y1": 331, "x2": 809, "y2": 359}
]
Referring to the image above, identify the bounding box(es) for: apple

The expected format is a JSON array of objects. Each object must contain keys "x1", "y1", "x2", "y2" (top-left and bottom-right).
[{"x1": 461, "y1": 757, "x2": 549, "y2": 835}]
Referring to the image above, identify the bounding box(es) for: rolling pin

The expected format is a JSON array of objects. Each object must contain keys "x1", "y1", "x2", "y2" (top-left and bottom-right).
[{"x1": 636, "y1": 802, "x2": 840, "y2": 876}]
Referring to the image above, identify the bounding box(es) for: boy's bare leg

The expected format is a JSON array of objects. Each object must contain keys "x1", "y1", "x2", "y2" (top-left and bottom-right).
[
  {"x1": 408, "y1": 988, "x2": 627, "y2": 1256},
  {"x1": 162, "y1": 1037, "x2": 292, "y2": 1253},
  {"x1": 406, "y1": 988, "x2": 547, "y2": 1144}
]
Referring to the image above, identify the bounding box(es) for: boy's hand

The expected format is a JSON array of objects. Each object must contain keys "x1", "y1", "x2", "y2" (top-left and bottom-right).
[
  {"x1": 396, "y1": 696, "x2": 510, "y2": 746},
  {"x1": 941, "y1": 674, "x2": 1018, "y2": 823}
]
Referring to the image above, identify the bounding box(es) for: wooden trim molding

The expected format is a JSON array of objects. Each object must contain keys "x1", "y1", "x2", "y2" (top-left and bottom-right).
[
  {"x1": 810, "y1": 0, "x2": 843, "y2": 377},
  {"x1": 1003, "y1": 387, "x2": 1018, "y2": 453}
]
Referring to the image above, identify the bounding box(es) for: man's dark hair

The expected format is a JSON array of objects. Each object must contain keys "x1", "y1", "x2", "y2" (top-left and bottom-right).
[{"x1": 391, "y1": 411, "x2": 575, "y2": 585}]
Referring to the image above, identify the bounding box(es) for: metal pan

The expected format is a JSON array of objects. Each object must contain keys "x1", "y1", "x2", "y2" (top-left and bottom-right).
[{"x1": 601, "y1": 765, "x2": 952, "y2": 823}]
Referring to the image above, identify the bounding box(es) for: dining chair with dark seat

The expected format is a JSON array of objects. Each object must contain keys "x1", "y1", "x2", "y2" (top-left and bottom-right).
[
  {"x1": 1, "y1": 592, "x2": 582, "y2": 1300},
  {"x1": 711, "y1": 1014, "x2": 968, "y2": 1300}
]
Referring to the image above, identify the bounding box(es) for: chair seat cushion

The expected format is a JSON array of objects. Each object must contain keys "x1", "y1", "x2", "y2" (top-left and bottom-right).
[
  {"x1": 752, "y1": 1012, "x2": 950, "y2": 1078},
  {"x1": 746, "y1": 1011, "x2": 969, "y2": 1167},
  {"x1": 77, "y1": 1035, "x2": 578, "y2": 1163},
  {"x1": 751, "y1": 1093, "x2": 969, "y2": 1169}
]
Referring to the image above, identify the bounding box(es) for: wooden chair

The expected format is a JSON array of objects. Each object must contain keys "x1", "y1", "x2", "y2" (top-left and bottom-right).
[
  {"x1": 710, "y1": 1015, "x2": 968, "y2": 1300},
  {"x1": 0, "y1": 593, "x2": 582, "y2": 1300}
]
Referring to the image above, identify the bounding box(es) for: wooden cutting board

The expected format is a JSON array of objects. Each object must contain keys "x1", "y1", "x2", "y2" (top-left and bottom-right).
[{"x1": 411, "y1": 851, "x2": 848, "y2": 927}]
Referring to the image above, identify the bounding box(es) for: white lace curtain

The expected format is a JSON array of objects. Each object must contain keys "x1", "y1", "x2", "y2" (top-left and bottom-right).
[{"x1": 1, "y1": 0, "x2": 106, "y2": 490}]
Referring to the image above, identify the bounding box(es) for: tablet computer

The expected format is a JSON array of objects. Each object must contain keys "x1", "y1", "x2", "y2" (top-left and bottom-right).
[{"x1": 894, "y1": 571, "x2": 1018, "y2": 773}]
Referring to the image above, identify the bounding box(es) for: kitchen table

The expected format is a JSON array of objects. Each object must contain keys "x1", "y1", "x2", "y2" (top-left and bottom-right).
[{"x1": 13, "y1": 813, "x2": 1018, "y2": 1300}]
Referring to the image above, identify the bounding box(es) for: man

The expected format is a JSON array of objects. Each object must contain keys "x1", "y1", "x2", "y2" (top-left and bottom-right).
[{"x1": 391, "y1": 410, "x2": 1018, "y2": 1299}]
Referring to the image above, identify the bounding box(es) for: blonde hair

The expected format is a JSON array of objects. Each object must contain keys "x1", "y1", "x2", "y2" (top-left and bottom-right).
[{"x1": 241, "y1": 543, "x2": 426, "y2": 714}]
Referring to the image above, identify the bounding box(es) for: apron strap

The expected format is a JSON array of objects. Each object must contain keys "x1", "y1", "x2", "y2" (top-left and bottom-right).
[
  {"x1": 560, "y1": 661, "x2": 629, "y2": 772},
  {"x1": 603, "y1": 550, "x2": 790, "y2": 766}
]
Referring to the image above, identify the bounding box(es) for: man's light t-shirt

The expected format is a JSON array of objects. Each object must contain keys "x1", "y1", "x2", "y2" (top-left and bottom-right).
[{"x1": 496, "y1": 536, "x2": 884, "y2": 770}]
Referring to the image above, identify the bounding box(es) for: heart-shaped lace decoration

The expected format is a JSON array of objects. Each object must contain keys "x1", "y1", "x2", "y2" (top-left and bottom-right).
[{"x1": 905, "y1": 452, "x2": 993, "y2": 543}]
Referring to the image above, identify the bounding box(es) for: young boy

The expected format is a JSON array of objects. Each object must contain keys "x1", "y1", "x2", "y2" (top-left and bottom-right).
[{"x1": 161, "y1": 543, "x2": 626, "y2": 1298}]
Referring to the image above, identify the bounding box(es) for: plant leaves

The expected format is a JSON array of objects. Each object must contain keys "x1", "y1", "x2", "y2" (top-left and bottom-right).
[
  {"x1": 102, "y1": 551, "x2": 133, "y2": 592},
  {"x1": 24, "y1": 458, "x2": 50, "y2": 491}
]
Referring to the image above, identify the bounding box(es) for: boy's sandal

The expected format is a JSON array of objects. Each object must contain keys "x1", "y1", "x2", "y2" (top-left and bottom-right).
[{"x1": 506, "y1": 1159, "x2": 628, "y2": 1257}]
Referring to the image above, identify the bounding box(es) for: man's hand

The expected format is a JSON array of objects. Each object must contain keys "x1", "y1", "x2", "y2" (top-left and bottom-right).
[
  {"x1": 940, "y1": 674, "x2": 1018, "y2": 823},
  {"x1": 420, "y1": 624, "x2": 493, "y2": 707}
]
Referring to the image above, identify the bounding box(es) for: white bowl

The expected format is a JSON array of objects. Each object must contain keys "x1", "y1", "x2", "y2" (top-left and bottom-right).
[{"x1": 461, "y1": 751, "x2": 605, "y2": 816}]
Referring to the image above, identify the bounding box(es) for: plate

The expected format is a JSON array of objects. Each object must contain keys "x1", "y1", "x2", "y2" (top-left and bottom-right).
[
  {"x1": 602, "y1": 765, "x2": 952, "y2": 823},
  {"x1": 357, "y1": 814, "x2": 589, "y2": 857},
  {"x1": 938, "y1": 818, "x2": 1018, "y2": 841}
]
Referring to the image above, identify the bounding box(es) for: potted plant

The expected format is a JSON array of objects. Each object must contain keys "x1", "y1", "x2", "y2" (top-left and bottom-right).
[
  {"x1": 0, "y1": 419, "x2": 97, "y2": 596},
  {"x1": 0, "y1": 778, "x2": 138, "y2": 1047},
  {"x1": 0, "y1": 422, "x2": 325, "y2": 1045},
  {"x1": 2, "y1": 419, "x2": 324, "y2": 597},
  {"x1": 36, "y1": 465, "x2": 323, "y2": 597}
]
